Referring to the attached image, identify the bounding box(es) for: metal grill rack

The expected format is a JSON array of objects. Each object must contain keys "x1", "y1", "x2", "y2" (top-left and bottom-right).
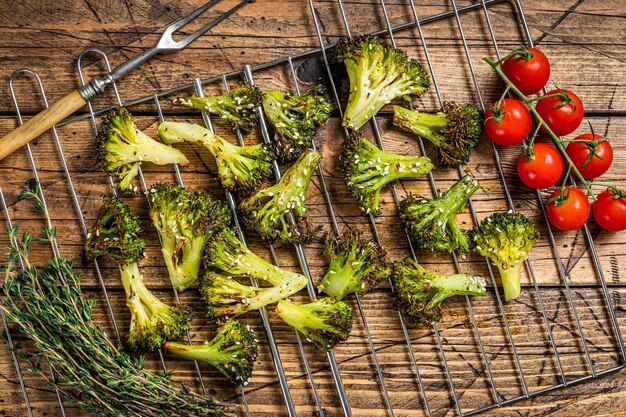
[{"x1": 2, "y1": 1, "x2": 625, "y2": 416}]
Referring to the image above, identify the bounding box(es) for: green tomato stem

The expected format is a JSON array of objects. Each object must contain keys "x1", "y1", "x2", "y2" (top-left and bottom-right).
[{"x1": 483, "y1": 56, "x2": 595, "y2": 199}]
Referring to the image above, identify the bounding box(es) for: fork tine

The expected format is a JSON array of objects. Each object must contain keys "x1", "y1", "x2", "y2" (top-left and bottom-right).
[
  {"x1": 167, "y1": 0, "x2": 222, "y2": 32},
  {"x1": 177, "y1": 0, "x2": 252, "y2": 48}
]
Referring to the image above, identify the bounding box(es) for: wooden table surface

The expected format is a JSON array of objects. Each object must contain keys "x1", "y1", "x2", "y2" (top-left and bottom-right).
[{"x1": 1, "y1": 1, "x2": 626, "y2": 416}]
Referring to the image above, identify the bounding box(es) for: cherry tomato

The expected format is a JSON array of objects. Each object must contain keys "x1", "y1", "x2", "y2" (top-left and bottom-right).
[
  {"x1": 592, "y1": 189, "x2": 626, "y2": 232},
  {"x1": 546, "y1": 186, "x2": 590, "y2": 231},
  {"x1": 535, "y1": 89, "x2": 584, "y2": 137},
  {"x1": 484, "y1": 98, "x2": 532, "y2": 146},
  {"x1": 565, "y1": 133, "x2": 613, "y2": 180},
  {"x1": 517, "y1": 143, "x2": 564, "y2": 189},
  {"x1": 502, "y1": 47, "x2": 550, "y2": 95}
]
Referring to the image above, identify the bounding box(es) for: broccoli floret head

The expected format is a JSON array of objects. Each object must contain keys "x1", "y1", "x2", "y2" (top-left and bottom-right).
[
  {"x1": 146, "y1": 183, "x2": 231, "y2": 291},
  {"x1": 340, "y1": 131, "x2": 434, "y2": 215},
  {"x1": 164, "y1": 319, "x2": 258, "y2": 385},
  {"x1": 276, "y1": 298, "x2": 355, "y2": 350},
  {"x1": 335, "y1": 35, "x2": 430, "y2": 130},
  {"x1": 173, "y1": 83, "x2": 262, "y2": 133},
  {"x1": 261, "y1": 85, "x2": 332, "y2": 162},
  {"x1": 393, "y1": 102, "x2": 482, "y2": 167},
  {"x1": 97, "y1": 107, "x2": 189, "y2": 191},
  {"x1": 239, "y1": 149, "x2": 322, "y2": 243},
  {"x1": 319, "y1": 228, "x2": 390, "y2": 300},
  {"x1": 470, "y1": 212, "x2": 538, "y2": 301},
  {"x1": 85, "y1": 196, "x2": 191, "y2": 351},
  {"x1": 400, "y1": 174, "x2": 479, "y2": 253},
  {"x1": 392, "y1": 257, "x2": 487, "y2": 325},
  {"x1": 84, "y1": 196, "x2": 145, "y2": 265},
  {"x1": 158, "y1": 122, "x2": 274, "y2": 192},
  {"x1": 201, "y1": 229, "x2": 308, "y2": 318}
]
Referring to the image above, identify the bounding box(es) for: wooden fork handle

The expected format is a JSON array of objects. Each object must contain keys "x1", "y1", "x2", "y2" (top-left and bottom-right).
[{"x1": 0, "y1": 89, "x2": 86, "y2": 161}]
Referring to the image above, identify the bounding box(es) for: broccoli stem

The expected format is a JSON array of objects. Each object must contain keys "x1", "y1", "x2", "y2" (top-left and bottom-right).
[
  {"x1": 160, "y1": 234, "x2": 207, "y2": 291},
  {"x1": 344, "y1": 69, "x2": 416, "y2": 130},
  {"x1": 320, "y1": 262, "x2": 355, "y2": 300},
  {"x1": 393, "y1": 106, "x2": 449, "y2": 147},
  {"x1": 158, "y1": 121, "x2": 216, "y2": 149},
  {"x1": 275, "y1": 299, "x2": 319, "y2": 333},
  {"x1": 407, "y1": 174, "x2": 479, "y2": 217},
  {"x1": 164, "y1": 341, "x2": 229, "y2": 365},
  {"x1": 425, "y1": 272, "x2": 488, "y2": 310},
  {"x1": 207, "y1": 274, "x2": 307, "y2": 315},
  {"x1": 120, "y1": 262, "x2": 169, "y2": 316},
  {"x1": 122, "y1": 130, "x2": 189, "y2": 165},
  {"x1": 442, "y1": 174, "x2": 481, "y2": 214},
  {"x1": 499, "y1": 263, "x2": 522, "y2": 302},
  {"x1": 121, "y1": 263, "x2": 152, "y2": 328}
]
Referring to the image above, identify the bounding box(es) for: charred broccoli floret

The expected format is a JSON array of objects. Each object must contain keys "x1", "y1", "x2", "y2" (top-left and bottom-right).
[
  {"x1": 470, "y1": 212, "x2": 538, "y2": 301},
  {"x1": 164, "y1": 319, "x2": 258, "y2": 385},
  {"x1": 393, "y1": 102, "x2": 482, "y2": 167},
  {"x1": 173, "y1": 83, "x2": 262, "y2": 133},
  {"x1": 97, "y1": 107, "x2": 189, "y2": 192},
  {"x1": 319, "y1": 228, "x2": 390, "y2": 300},
  {"x1": 261, "y1": 85, "x2": 331, "y2": 162},
  {"x1": 158, "y1": 122, "x2": 273, "y2": 192},
  {"x1": 400, "y1": 174, "x2": 479, "y2": 253},
  {"x1": 239, "y1": 149, "x2": 322, "y2": 243},
  {"x1": 335, "y1": 35, "x2": 430, "y2": 130},
  {"x1": 392, "y1": 257, "x2": 487, "y2": 325},
  {"x1": 147, "y1": 183, "x2": 231, "y2": 291},
  {"x1": 276, "y1": 298, "x2": 355, "y2": 350},
  {"x1": 201, "y1": 228, "x2": 308, "y2": 319},
  {"x1": 340, "y1": 131, "x2": 434, "y2": 215},
  {"x1": 85, "y1": 196, "x2": 191, "y2": 351}
]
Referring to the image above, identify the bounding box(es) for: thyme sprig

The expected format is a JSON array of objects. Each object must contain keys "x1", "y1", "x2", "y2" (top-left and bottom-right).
[{"x1": 1, "y1": 186, "x2": 231, "y2": 417}]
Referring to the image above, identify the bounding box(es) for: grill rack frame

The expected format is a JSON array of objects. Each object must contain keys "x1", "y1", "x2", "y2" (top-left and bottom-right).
[{"x1": 1, "y1": 1, "x2": 625, "y2": 416}]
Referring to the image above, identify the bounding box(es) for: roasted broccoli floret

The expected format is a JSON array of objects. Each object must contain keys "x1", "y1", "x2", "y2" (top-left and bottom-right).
[
  {"x1": 97, "y1": 107, "x2": 189, "y2": 192},
  {"x1": 340, "y1": 131, "x2": 434, "y2": 215},
  {"x1": 201, "y1": 228, "x2": 308, "y2": 318},
  {"x1": 85, "y1": 196, "x2": 192, "y2": 351},
  {"x1": 470, "y1": 212, "x2": 538, "y2": 302},
  {"x1": 392, "y1": 257, "x2": 487, "y2": 324},
  {"x1": 239, "y1": 149, "x2": 322, "y2": 243},
  {"x1": 319, "y1": 228, "x2": 390, "y2": 300},
  {"x1": 158, "y1": 122, "x2": 274, "y2": 192},
  {"x1": 393, "y1": 102, "x2": 482, "y2": 167},
  {"x1": 400, "y1": 174, "x2": 479, "y2": 253},
  {"x1": 164, "y1": 319, "x2": 258, "y2": 385},
  {"x1": 276, "y1": 298, "x2": 355, "y2": 350},
  {"x1": 261, "y1": 85, "x2": 331, "y2": 162},
  {"x1": 335, "y1": 35, "x2": 430, "y2": 130},
  {"x1": 173, "y1": 83, "x2": 262, "y2": 133},
  {"x1": 147, "y1": 183, "x2": 231, "y2": 291}
]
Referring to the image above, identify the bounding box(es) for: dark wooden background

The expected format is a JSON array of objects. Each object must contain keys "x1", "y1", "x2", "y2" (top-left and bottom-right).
[{"x1": 1, "y1": 1, "x2": 626, "y2": 416}]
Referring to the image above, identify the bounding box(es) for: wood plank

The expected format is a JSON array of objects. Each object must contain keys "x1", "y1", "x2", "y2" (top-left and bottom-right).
[{"x1": 0, "y1": 1, "x2": 625, "y2": 114}]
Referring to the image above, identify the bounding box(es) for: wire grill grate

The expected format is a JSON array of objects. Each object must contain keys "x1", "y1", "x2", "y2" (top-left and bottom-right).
[{"x1": 1, "y1": 1, "x2": 624, "y2": 416}]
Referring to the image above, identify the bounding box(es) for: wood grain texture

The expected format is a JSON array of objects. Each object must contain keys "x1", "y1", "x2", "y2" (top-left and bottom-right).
[{"x1": 1, "y1": 1, "x2": 626, "y2": 417}]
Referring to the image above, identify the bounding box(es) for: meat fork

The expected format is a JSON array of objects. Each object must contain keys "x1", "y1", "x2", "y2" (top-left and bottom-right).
[{"x1": 0, "y1": 0, "x2": 251, "y2": 160}]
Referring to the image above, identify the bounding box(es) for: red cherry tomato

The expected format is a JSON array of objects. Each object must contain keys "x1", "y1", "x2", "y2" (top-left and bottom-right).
[
  {"x1": 517, "y1": 143, "x2": 564, "y2": 189},
  {"x1": 565, "y1": 133, "x2": 613, "y2": 180},
  {"x1": 484, "y1": 98, "x2": 532, "y2": 146},
  {"x1": 536, "y1": 89, "x2": 584, "y2": 137},
  {"x1": 502, "y1": 47, "x2": 550, "y2": 95},
  {"x1": 547, "y1": 186, "x2": 590, "y2": 231},
  {"x1": 592, "y1": 189, "x2": 626, "y2": 232}
]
